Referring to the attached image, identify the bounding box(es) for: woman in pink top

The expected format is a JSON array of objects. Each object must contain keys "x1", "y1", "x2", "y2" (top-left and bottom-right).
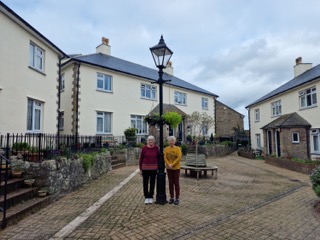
[{"x1": 139, "y1": 135, "x2": 159, "y2": 204}]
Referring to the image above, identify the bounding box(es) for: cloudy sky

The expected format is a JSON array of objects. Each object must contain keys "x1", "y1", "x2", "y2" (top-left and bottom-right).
[{"x1": 3, "y1": 0, "x2": 320, "y2": 129}]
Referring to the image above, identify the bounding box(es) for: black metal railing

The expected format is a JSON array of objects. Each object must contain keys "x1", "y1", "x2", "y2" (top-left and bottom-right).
[
  {"x1": 0, "y1": 133, "x2": 148, "y2": 162},
  {"x1": 0, "y1": 153, "x2": 10, "y2": 228}
]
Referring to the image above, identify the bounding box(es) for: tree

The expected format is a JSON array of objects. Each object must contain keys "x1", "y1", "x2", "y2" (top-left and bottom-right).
[{"x1": 186, "y1": 111, "x2": 214, "y2": 159}]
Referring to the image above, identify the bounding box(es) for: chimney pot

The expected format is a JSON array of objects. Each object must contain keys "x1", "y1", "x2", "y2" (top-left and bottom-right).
[{"x1": 295, "y1": 57, "x2": 302, "y2": 65}]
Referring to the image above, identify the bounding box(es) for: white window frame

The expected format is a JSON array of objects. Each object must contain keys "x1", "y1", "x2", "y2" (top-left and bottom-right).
[
  {"x1": 27, "y1": 99, "x2": 42, "y2": 132},
  {"x1": 141, "y1": 84, "x2": 157, "y2": 100},
  {"x1": 256, "y1": 133, "x2": 261, "y2": 148},
  {"x1": 271, "y1": 100, "x2": 281, "y2": 116},
  {"x1": 60, "y1": 73, "x2": 65, "y2": 92},
  {"x1": 96, "y1": 112, "x2": 112, "y2": 134},
  {"x1": 201, "y1": 97, "x2": 208, "y2": 110},
  {"x1": 311, "y1": 129, "x2": 320, "y2": 153},
  {"x1": 131, "y1": 115, "x2": 148, "y2": 135},
  {"x1": 254, "y1": 109, "x2": 260, "y2": 122},
  {"x1": 174, "y1": 91, "x2": 187, "y2": 105},
  {"x1": 29, "y1": 42, "x2": 44, "y2": 71},
  {"x1": 59, "y1": 111, "x2": 64, "y2": 130},
  {"x1": 292, "y1": 132, "x2": 300, "y2": 143},
  {"x1": 299, "y1": 87, "x2": 317, "y2": 109},
  {"x1": 97, "y1": 73, "x2": 112, "y2": 92}
]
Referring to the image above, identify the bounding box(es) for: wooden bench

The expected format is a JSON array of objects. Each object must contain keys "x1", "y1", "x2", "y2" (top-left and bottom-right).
[
  {"x1": 185, "y1": 153, "x2": 207, "y2": 167},
  {"x1": 182, "y1": 153, "x2": 218, "y2": 180},
  {"x1": 101, "y1": 136, "x2": 118, "y2": 147},
  {"x1": 181, "y1": 165, "x2": 218, "y2": 180}
]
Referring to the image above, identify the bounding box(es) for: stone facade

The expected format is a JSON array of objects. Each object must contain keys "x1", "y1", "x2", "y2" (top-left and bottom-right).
[
  {"x1": 215, "y1": 100, "x2": 244, "y2": 139},
  {"x1": 281, "y1": 128, "x2": 309, "y2": 159}
]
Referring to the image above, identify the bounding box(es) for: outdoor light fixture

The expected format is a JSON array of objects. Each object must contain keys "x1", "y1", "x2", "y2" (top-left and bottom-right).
[{"x1": 149, "y1": 35, "x2": 173, "y2": 205}]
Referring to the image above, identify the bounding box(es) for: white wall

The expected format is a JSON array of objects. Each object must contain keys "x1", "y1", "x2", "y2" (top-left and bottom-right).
[
  {"x1": 61, "y1": 63, "x2": 215, "y2": 137},
  {"x1": 0, "y1": 11, "x2": 60, "y2": 134}
]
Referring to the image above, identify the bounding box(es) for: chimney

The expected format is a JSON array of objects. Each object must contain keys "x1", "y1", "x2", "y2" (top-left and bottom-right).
[
  {"x1": 96, "y1": 37, "x2": 111, "y2": 55},
  {"x1": 294, "y1": 57, "x2": 312, "y2": 77},
  {"x1": 163, "y1": 61, "x2": 174, "y2": 75}
]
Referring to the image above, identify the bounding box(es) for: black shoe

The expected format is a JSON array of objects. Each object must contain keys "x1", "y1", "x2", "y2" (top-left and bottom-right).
[
  {"x1": 174, "y1": 199, "x2": 179, "y2": 205},
  {"x1": 169, "y1": 198, "x2": 174, "y2": 204}
]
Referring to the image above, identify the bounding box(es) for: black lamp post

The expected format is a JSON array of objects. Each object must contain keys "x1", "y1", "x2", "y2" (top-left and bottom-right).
[{"x1": 149, "y1": 35, "x2": 173, "y2": 205}]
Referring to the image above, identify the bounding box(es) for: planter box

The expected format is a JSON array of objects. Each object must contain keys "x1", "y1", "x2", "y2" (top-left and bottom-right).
[
  {"x1": 237, "y1": 150, "x2": 255, "y2": 159},
  {"x1": 265, "y1": 156, "x2": 320, "y2": 174}
]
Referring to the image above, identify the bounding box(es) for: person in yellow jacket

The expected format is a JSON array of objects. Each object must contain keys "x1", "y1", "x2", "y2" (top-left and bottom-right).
[{"x1": 164, "y1": 136, "x2": 182, "y2": 205}]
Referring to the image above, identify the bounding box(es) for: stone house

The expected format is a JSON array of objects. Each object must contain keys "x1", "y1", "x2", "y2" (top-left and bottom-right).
[
  {"x1": 215, "y1": 100, "x2": 245, "y2": 141},
  {"x1": 246, "y1": 57, "x2": 320, "y2": 160}
]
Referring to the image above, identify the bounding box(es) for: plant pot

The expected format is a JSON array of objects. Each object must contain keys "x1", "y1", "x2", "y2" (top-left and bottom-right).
[
  {"x1": 12, "y1": 170, "x2": 23, "y2": 178},
  {"x1": 38, "y1": 190, "x2": 47, "y2": 197},
  {"x1": 24, "y1": 179, "x2": 35, "y2": 187}
]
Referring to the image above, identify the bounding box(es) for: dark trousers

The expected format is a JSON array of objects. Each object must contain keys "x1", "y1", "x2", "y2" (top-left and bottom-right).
[
  {"x1": 167, "y1": 169, "x2": 180, "y2": 199},
  {"x1": 142, "y1": 170, "x2": 157, "y2": 198}
]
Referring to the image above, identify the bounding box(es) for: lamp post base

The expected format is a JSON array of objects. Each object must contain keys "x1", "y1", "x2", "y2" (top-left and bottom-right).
[{"x1": 156, "y1": 171, "x2": 167, "y2": 205}]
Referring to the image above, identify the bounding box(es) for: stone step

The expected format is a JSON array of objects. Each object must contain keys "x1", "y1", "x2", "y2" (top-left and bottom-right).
[
  {"x1": 1, "y1": 178, "x2": 24, "y2": 195},
  {"x1": 0, "y1": 187, "x2": 38, "y2": 209},
  {"x1": 0, "y1": 195, "x2": 52, "y2": 228}
]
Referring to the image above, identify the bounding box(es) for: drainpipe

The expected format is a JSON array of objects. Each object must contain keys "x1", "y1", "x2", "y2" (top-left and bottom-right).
[
  {"x1": 247, "y1": 108, "x2": 251, "y2": 149},
  {"x1": 75, "y1": 62, "x2": 81, "y2": 147},
  {"x1": 57, "y1": 57, "x2": 62, "y2": 149}
]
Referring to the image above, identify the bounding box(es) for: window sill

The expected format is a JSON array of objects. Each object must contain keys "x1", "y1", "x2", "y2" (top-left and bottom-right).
[
  {"x1": 96, "y1": 89, "x2": 113, "y2": 93},
  {"x1": 28, "y1": 66, "x2": 46, "y2": 75},
  {"x1": 299, "y1": 105, "x2": 318, "y2": 111}
]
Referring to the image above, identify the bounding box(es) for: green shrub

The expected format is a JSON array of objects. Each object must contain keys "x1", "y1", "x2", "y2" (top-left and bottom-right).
[
  {"x1": 80, "y1": 153, "x2": 96, "y2": 172},
  {"x1": 310, "y1": 166, "x2": 320, "y2": 197},
  {"x1": 12, "y1": 142, "x2": 29, "y2": 151},
  {"x1": 221, "y1": 141, "x2": 233, "y2": 147},
  {"x1": 181, "y1": 144, "x2": 188, "y2": 155}
]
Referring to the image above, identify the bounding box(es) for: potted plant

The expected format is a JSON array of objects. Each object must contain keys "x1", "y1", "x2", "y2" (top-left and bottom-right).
[
  {"x1": 24, "y1": 178, "x2": 35, "y2": 187},
  {"x1": 10, "y1": 160, "x2": 25, "y2": 178},
  {"x1": 124, "y1": 127, "x2": 137, "y2": 146},
  {"x1": 38, "y1": 187, "x2": 49, "y2": 197},
  {"x1": 12, "y1": 142, "x2": 29, "y2": 155}
]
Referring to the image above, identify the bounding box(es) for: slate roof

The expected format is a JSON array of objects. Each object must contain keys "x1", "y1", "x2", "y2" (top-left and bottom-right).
[
  {"x1": 261, "y1": 112, "x2": 311, "y2": 129},
  {"x1": 246, "y1": 64, "x2": 320, "y2": 108},
  {"x1": 65, "y1": 53, "x2": 218, "y2": 97}
]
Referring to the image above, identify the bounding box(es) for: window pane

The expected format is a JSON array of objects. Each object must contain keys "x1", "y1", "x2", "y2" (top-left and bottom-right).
[
  {"x1": 97, "y1": 79, "x2": 103, "y2": 89},
  {"x1": 313, "y1": 135, "x2": 319, "y2": 151},
  {"x1": 27, "y1": 100, "x2": 33, "y2": 130},
  {"x1": 29, "y1": 44, "x2": 34, "y2": 66},
  {"x1": 34, "y1": 109, "x2": 41, "y2": 130}
]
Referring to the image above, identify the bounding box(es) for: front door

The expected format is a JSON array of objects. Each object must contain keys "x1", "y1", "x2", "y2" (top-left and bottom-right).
[
  {"x1": 275, "y1": 130, "x2": 281, "y2": 157},
  {"x1": 267, "y1": 130, "x2": 272, "y2": 155}
]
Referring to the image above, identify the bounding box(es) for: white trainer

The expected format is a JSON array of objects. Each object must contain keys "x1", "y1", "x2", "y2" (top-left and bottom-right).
[
  {"x1": 144, "y1": 198, "x2": 149, "y2": 204},
  {"x1": 148, "y1": 198, "x2": 153, "y2": 204}
]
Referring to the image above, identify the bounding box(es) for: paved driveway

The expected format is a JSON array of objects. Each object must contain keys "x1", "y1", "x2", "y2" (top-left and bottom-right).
[{"x1": 1, "y1": 151, "x2": 320, "y2": 240}]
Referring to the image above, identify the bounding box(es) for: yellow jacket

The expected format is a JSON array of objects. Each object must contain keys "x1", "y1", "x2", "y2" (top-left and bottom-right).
[{"x1": 164, "y1": 146, "x2": 182, "y2": 170}]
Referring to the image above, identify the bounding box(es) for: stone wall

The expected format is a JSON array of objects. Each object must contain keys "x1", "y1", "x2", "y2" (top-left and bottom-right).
[
  {"x1": 11, "y1": 151, "x2": 113, "y2": 199},
  {"x1": 215, "y1": 100, "x2": 244, "y2": 138},
  {"x1": 281, "y1": 128, "x2": 309, "y2": 159},
  {"x1": 201, "y1": 143, "x2": 236, "y2": 157}
]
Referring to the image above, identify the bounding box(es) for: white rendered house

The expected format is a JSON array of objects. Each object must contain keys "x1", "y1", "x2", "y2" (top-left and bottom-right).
[
  {"x1": 60, "y1": 38, "x2": 218, "y2": 142},
  {"x1": 246, "y1": 57, "x2": 320, "y2": 160},
  {"x1": 0, "y1": 2, "x2": 67, "y2": 134}
]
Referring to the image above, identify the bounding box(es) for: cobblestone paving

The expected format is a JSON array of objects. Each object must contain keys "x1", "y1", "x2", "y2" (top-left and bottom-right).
[{"x1": 0, "y1": 152, "x2": 319, "y2": 240}]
